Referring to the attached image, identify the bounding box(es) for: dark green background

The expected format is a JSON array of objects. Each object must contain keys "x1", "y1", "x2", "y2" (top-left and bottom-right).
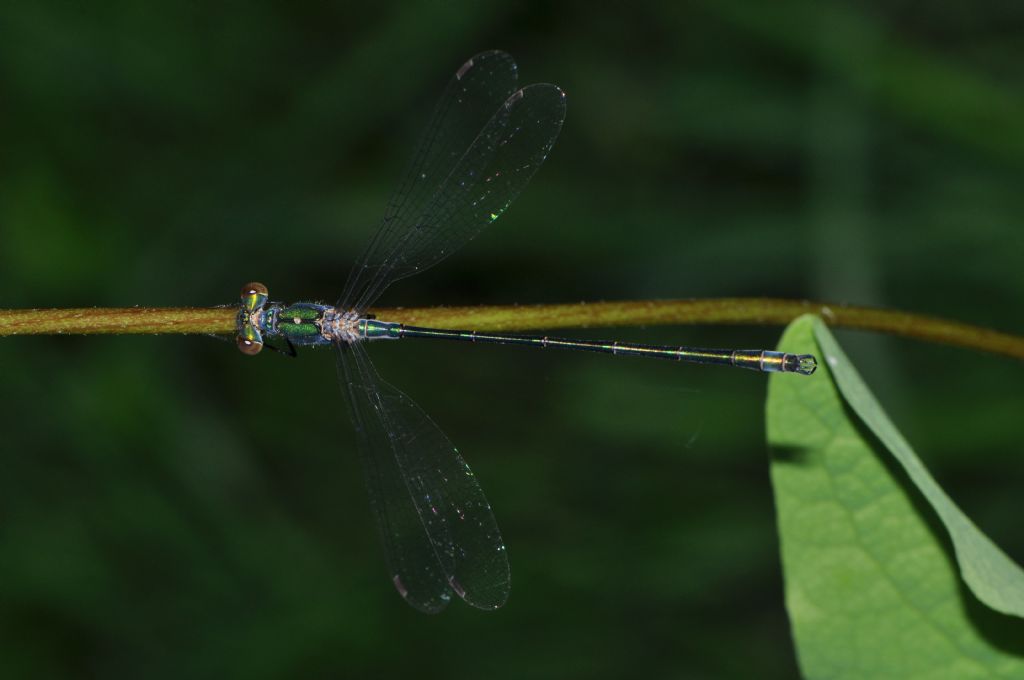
[{"x1": 1, "y1": 2, "x2": 1022, "y2": 678}]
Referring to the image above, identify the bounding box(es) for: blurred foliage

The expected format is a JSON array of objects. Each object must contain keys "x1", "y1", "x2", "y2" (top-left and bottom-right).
[{"x1": 1, "y1": 1, "x2": 1022, "y2": 678}]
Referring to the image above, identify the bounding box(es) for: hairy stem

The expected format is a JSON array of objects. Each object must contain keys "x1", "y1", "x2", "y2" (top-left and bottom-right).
[{"x1": 0, "y1": 299, "x2": 1021, "y2": 361}]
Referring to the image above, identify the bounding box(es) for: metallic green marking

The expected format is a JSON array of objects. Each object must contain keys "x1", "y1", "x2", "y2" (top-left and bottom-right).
[
  {"x1": 359, "y1": 319, "x2": 402, "y2": 339},
  {"x1": 277, "y1": 304, "x2": 327, "y2": 341},
  {"x1": 238, "y1": 322, "x2": 261, "y2": 345}
]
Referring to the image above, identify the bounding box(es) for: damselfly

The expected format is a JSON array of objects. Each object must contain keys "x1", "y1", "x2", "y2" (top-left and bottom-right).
[{"x1": 235, "y1": 51, "x2": 816, "y2": 613}]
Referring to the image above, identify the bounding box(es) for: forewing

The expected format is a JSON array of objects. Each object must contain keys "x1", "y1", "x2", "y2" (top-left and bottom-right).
[
  {"x1": 339, "y1": 50, "x2": 518, "y2": 309},
  {"x1": 340, "y1": 61, "x2": 566, "y2": 312}
]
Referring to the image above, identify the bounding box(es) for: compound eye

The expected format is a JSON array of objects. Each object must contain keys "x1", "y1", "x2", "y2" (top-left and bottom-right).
[
  {"x1": 236, "y1": 335, "x2": 264, "y2": 356},
  {"x1": 240, "y1": 282, "x2": 269, "y2": 313},
  {"x1": 241, "y1": 282, "x2": 268, "y2": 298}
]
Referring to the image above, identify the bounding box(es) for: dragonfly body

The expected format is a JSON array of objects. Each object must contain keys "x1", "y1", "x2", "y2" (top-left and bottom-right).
[
  {"x1": 238, "y1": 287, "x2": 816, "y2": 374},
  {"x1": 237, "y1": 288, "x2": 403, "y2": 352}
]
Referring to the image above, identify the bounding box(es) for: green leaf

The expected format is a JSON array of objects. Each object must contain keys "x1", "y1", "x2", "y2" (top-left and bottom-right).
[
  {"x1": 812, "y1": 318, "x2": 1024, "y2": 616},
  {"x1": 766, "y1": 315, "x2": 1024, "y2": 679}
]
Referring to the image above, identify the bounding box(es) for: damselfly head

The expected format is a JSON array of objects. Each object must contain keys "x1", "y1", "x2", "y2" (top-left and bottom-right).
[{"x1": 237, "y1": 282, "x2": 269, "y2": 356}]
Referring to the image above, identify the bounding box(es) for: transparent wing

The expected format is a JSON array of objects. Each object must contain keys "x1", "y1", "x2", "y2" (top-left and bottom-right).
[
  {"x1": 337, "y1": 342, "x2": 510, "y2": 612},
  {"x1": 338, "y1": 50, "x2": 517, "y2": 311},
  {"x1": 339, "y1": 55, "x2": 566, "y2": 312}
]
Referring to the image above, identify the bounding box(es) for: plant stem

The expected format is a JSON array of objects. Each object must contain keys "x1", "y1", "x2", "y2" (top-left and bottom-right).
[
  {"x1": 0, "y1": 307, "x2": 234, "y2": 336},
  {"x1": 0, "y1": 299, "x2": 1022, "y2": 361}
]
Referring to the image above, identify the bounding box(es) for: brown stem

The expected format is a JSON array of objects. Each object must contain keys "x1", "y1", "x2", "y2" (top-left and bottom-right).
[{"x1": 0, "y1": 299, "x2": 1021, "y2": 361}]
